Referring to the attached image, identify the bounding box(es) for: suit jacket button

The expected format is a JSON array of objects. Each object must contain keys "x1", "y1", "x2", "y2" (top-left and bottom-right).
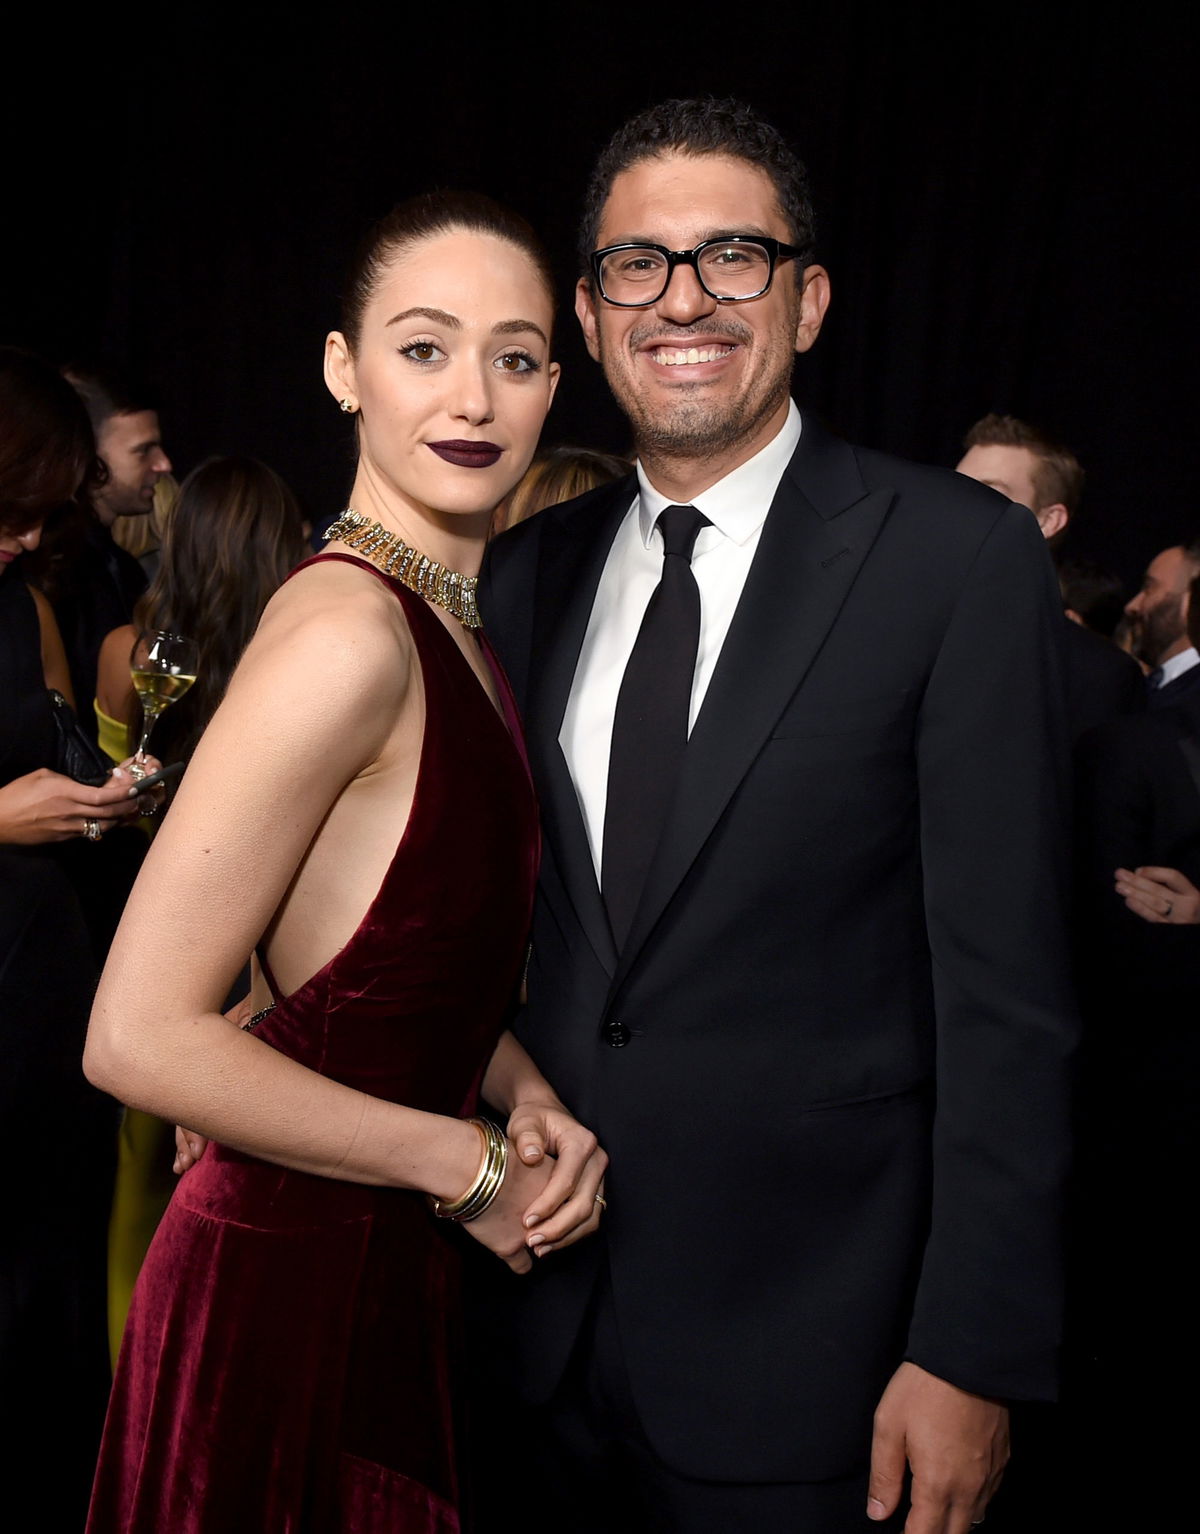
[{"x1": 603, "y1": 1021, "x2": 631, "y2": 1048}]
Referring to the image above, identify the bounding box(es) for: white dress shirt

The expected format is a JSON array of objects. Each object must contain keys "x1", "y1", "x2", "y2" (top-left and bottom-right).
[
  {"x1": 1155, "y1": 645, "x2": 1199, "y2": 688},
  {"x1": 560, "y1": 401, "x2": 803, "y2": 879}
]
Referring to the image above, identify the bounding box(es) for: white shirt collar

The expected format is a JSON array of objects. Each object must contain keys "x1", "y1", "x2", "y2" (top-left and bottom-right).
[
  {"x1": 634, "y1": 400, "x2": 802, "y2": 549},
  {"x1": 1157, "y1": 646, "x2": 1200, "y2": 686}
]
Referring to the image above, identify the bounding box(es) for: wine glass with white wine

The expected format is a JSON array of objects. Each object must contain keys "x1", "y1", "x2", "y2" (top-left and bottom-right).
[{"x1": 130, "y1": 630, "x2": 199, "y2": 762}]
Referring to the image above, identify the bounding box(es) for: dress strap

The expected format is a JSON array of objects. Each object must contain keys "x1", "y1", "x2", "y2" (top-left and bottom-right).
[
  {"x1": 255, "y1": 943, "x2": 282, "y2": 1000},
  {"x1": 284, "y1": 550, "x2": 407, "y2": 597}
]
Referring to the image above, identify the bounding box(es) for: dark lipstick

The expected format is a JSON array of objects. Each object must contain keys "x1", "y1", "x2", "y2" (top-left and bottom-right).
[{"x1": 428, "y1": 440, "x2": 503, "y2": 469}]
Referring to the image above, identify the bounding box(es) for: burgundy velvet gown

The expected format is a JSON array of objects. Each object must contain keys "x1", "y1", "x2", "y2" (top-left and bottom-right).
[{"x1": 87, "y1": 554, "x2": 540, "y2": 1533}]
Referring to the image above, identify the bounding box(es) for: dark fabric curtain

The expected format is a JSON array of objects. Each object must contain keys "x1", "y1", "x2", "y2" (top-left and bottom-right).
[{"x1": 5, "y1": 8, "x2": 1195, "y2": 586}]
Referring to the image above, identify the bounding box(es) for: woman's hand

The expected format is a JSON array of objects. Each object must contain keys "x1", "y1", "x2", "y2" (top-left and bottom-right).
[
  {"x1": 1114, "y1": 865, "x2": 1200, "y2": 924},
  {"x1": 460, "y1": 1143, "x2": 557, "y2": 1274},
  {"x1": 0, "y1": 761, "x2": 156, "y2": 845},
  {"x1": 508, "y1": 1099, "x2": 608, "y2": 1258},
  {"x1": 174, "y1": 1124, "x2": 208, "y2": 1173},
  {"x1": 173, "y1": 994, "x2": 256, "y2": 1173}
]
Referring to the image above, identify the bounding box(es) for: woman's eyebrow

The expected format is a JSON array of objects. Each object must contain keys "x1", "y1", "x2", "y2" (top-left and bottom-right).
[
  {"x1": 386, "y1": 306, "x2": 460, "y2": 328},
  {"x1": 493, "y1": 318, "x2": 548, "y2": 344}
]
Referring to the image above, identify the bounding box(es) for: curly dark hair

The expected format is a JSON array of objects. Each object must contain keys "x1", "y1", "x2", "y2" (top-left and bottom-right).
[{"x1": 578, "y1": 97, "x2": 816, "y2": 278}]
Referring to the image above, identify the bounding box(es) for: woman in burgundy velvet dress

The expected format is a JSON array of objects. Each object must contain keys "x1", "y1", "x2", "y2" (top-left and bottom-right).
[{"x1": 84, "y1": 194, "x2": 607, "y2": 1533}]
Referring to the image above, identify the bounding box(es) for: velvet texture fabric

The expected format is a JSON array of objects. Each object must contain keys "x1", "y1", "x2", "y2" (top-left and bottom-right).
[{"x1": 87, "y1": 555, "x2": 539, "y2": 1532}]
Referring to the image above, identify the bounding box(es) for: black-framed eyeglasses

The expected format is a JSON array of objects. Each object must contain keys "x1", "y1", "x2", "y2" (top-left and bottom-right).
[{"x1": 590, "y1": 236, "x2": 808, "y2": 307}]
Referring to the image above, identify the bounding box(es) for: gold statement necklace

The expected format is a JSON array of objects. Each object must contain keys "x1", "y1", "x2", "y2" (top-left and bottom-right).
[{"x1": 323, "y1": 508, "x2": 482, "y2": 630}]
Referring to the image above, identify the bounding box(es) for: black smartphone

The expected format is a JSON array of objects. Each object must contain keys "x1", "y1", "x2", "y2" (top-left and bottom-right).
[{"x1": 129, "y1": 761, "x2": 186, "y2": 796}]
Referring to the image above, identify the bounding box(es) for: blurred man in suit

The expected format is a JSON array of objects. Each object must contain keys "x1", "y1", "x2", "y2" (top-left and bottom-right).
[
  {"x1": 956, "y1": 414, "x2": 1144, "y2": 739},
  {"x1": 480, "y1": 98, "x2": 1076, "y2": 1534},
  {"x1": 1071, "y1": 574, "x2": 1200, "y2": 1526},
  {"x1": 1123, "y1": 536, "x2": 1200, "y2": 710}
]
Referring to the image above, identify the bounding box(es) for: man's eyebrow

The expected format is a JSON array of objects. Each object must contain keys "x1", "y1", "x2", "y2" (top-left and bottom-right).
[
  {"x1": 493, "y1": 318, "x2": 548, "y2": 345},
  {"x1": 386, "y1": 306, "x2": 461, "y2": 329},
  {"x1": 601, "y1": 226, "x2": 777, "y2": 249}
]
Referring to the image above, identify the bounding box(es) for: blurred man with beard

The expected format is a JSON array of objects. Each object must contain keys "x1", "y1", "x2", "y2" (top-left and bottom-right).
[{"x1": 1124, "y1": 538, "x2": 1200, "y2": 710}]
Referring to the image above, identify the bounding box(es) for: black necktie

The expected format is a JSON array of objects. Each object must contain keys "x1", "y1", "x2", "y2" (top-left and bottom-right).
[{"x1": 602, "y1": 504, "x2": 709, "y2": 948}]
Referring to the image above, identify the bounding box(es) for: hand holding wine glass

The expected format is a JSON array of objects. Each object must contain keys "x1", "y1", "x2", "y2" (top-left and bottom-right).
[{"x1": 131, "y1": 630, "x2": 199, "y2": 762}]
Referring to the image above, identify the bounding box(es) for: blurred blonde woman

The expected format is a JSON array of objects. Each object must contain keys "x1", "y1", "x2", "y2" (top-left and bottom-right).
[{"x1": 493, "y1": 442, "x2": 630, "y2": 535}]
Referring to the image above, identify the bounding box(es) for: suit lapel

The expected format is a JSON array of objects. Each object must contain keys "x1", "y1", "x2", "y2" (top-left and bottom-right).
[
  {"x1": 610, "y1": 420, "x2": 895, "y2": 996},
  {"x1": 525, "y1": 479, "x2": 636, "y2": 977}
]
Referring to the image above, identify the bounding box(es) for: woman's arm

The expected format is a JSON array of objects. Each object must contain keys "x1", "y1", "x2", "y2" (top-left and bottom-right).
[
  {"x1": 83, "y1": 568, "x2": 553, "y2": 1266},
  {"x1": 96, "y1": 623, "x2": 137, "y2": 724},
  {"x1": 31, "y1": 586, "x2": 75, "y2": 704}
]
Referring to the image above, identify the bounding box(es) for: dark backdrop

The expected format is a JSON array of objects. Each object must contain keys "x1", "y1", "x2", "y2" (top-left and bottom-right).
[{"x1": 5, "y1": 5, "x2": 1196, "y2": 586}]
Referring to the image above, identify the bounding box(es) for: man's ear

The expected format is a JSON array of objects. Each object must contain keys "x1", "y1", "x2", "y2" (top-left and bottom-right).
[
  {"x1": 1036, "y1": 503, "x2": 1069, "y2": 541},
  {"x1": 324, "y1": 332, "x2": 357, "y2": 408},
  {"x1": 575, "y1": 279, "x2": 602, "y2": 363},
  {"x1": 794, "y1": 264, "x2": 831, "y2": 355}
]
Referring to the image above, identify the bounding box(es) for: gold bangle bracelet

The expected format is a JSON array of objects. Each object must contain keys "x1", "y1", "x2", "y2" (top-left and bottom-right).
[{"x1": 430, "y1": 1118, "x2": 509, "y2": 1222}]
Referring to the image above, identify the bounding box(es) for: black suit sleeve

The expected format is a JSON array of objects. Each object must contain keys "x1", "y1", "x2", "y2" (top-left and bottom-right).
[{"x1": 906, "y1": 505, "x2": 1078, "y2": 1401}]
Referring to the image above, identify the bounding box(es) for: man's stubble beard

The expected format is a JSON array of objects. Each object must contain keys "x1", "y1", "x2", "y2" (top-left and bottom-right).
[
  {"x1": 1134, "y1": 594, "x2": 1186, "y2": 666},
  {"x1": 600, "y1": 316, "x2": 796, "y2": 468}
]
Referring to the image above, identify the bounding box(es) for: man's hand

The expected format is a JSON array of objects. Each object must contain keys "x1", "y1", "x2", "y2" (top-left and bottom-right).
[{"x1": 867, "y1": 1362, "x2": 1008, "y2": 1532}]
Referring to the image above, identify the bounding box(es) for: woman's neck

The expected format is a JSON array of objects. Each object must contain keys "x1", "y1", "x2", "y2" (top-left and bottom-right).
[{"x1": 342, "y1": 470, "x2": 491, "y2": 579}]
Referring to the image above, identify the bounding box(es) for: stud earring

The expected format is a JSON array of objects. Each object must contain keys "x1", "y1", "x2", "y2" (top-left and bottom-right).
[{"x1": 340, "y1": 398, "x2": 357, "y2": 414}]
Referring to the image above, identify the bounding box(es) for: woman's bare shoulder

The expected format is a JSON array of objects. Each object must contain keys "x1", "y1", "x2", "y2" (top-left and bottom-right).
[
  {"x1": 232, "y1": 557, "x2": 417, "y2": 720},
  {"x1": 97, "y1": 622, "x2": 136, "y2": 669}
]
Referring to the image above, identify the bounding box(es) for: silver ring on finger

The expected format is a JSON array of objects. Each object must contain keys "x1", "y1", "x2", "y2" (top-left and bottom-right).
[
  {"x1": 83, "y1": 818, "x2": 102, "y2": 841},
  {"x1": 128, "y1": 759, "x2": 148, "y2": 781},
  {"x1": 1165, "y1": 901, "x2": 1174, "y2": 919},
  {"x1": 594, "y1": 1192, "x2": 607, "y2": 1210}
]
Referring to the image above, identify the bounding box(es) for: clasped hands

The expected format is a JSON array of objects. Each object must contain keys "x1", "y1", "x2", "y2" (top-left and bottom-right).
[
  {"x1": 174, "y1": 1073, "x2": 607, "y2": 1278},
  {"x1": 457, "y1": 1097, "x2": 608, "y2": 1275}
]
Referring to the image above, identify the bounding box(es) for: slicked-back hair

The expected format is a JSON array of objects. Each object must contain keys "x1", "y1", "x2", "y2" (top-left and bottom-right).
[
  {"x1": 963, "y1": 413, "x2": 1085, "y2": 517},
  {"x1": 341, "y1": 190, "x2": 556, "y2": 354},
  {"x1": 62, "y1": 361, "x2": 156, "y2": 433},
  {"x1": 578, "y1": 97, "x2": 816, "y2": 278}
]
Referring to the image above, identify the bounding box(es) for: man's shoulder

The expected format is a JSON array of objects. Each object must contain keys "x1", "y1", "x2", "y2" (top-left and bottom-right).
[
  {"x1": 486, "y1": 472, "x2": 636, "y2": 573},
  {"x1": 793, "y1": 416, "x2": 1023, "y2": 545},
  {"x1": 1077, "y1": 700, "x2": 1186, "y2": 770},
  {"x1": 856, "y1": 441, "x2": 1014, "y2": 524},
  {"x1": 1063, "y1": 619, "x2": 1145, "y2": 686}
]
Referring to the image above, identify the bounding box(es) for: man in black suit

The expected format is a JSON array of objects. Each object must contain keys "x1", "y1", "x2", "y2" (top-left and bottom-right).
[
  {"x1": 1124, "y1": 536, "x2": 1200, "y2": 711},
  {"x1": 956, "y1": 414, "x2": 1144, "y2": 740},
  {"x1": 480, "y1": 99, "x2": 1076, "y2": 1534}
]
